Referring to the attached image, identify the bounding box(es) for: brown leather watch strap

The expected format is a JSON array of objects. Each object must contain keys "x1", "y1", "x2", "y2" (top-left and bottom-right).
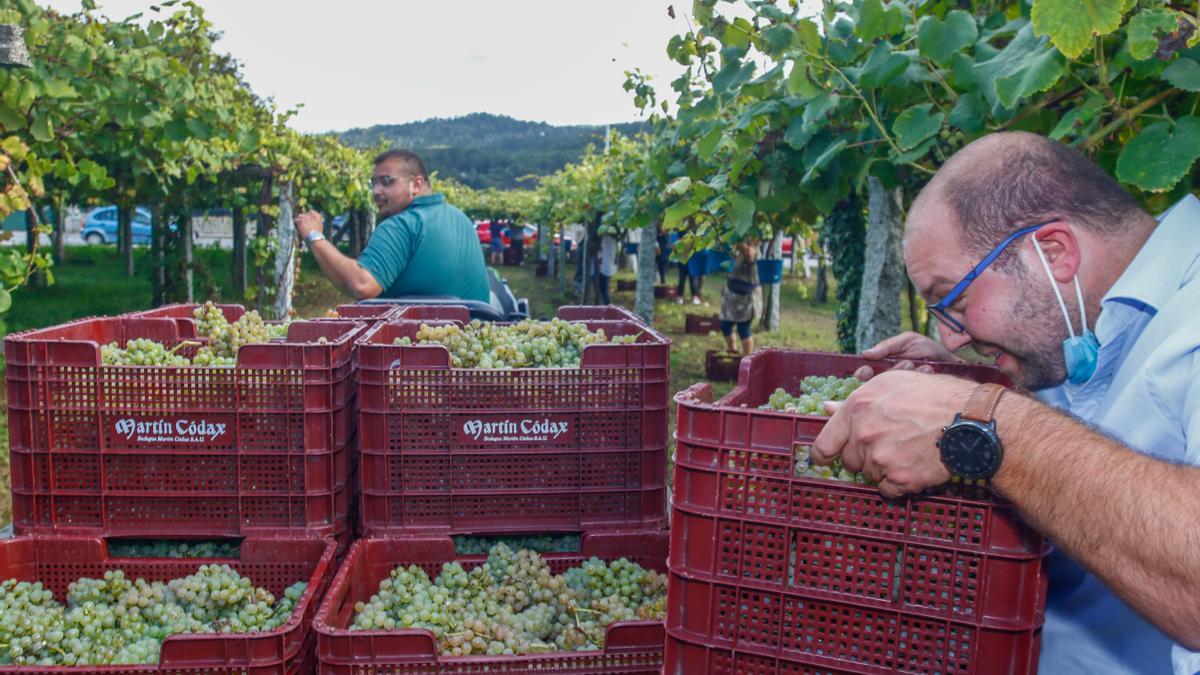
[{"x1": 961, "y1": 383, "x2": 1005, "y2": 423}]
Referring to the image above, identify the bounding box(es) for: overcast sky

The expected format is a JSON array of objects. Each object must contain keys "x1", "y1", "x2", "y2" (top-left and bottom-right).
[{"x1": 43, "y1": 0, "x2": 713, "y2": 133}]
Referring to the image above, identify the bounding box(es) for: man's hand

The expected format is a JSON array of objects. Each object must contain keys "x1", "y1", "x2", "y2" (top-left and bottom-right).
[
  {"x1": 812, "y1": 369, "x2": 976, "y2": 498},
  {"x1": 854, "y1": 331, "x2": 963, "y2": 380},
  {"x1": 294, "y1": 211, "x2": 323, "y2": 240}
]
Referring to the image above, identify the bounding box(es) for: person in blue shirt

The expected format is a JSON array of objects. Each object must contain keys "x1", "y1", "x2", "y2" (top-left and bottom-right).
[
  {"x1": 294, "y1": 149, "x2": 489, "y2": 303},
  {"x1": 811, "y1": 131, "x2": 1200, "y2": 675}
]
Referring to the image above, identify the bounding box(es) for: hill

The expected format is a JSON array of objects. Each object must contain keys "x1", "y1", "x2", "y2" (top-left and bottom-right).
[{"x1": 338, "y1": 113, "x2": 647, "y2": 190}]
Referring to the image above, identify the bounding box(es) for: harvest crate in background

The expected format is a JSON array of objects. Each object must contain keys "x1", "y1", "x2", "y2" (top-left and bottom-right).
[
  {"x1": 666, "y1": 349, "x2": 1050, "y2": 675},
  {"x1": 4, "y1": 314, "x2": 363, "y2": 539},
  {"x1": 313, "y1": 531, "x2": 668, "y2": 674},
  {"x1": 357, "y1": 305, "x2": 669, "y2": 536},
  {"x1": 0, "y1": 536, "x2": 335, "y2": 675}
]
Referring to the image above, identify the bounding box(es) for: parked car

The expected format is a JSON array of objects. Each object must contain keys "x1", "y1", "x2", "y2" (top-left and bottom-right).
[
  {"x1": 475, "y1": 222, "x2": 547, "y2": 248},
  {"x1": 81, "y1": 206, "x2": 154, "y2": 245}
]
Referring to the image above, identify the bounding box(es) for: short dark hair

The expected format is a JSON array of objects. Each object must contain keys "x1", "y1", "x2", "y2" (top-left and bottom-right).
[
  {"x1": 373, "y1": 149, "x2": 428, "y2": 179},
  {"x1": 933, "y1": 133, "x2": 1146, "y2": 268}
]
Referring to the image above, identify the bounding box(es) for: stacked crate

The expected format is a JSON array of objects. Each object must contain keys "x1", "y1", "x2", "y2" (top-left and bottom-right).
[
  {"x1": 2, "y1": 305, "x2": 364, "y2": 673},
  {"x1": 666, "y1": 349, "x2": 1051, "y2": 674},
  {"x1": 313, "y1": 304, "x2": 673, "y2": 674}
]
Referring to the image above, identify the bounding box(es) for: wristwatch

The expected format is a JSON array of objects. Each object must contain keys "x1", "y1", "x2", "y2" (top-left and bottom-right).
[
  {"x1": 303, "y1": 231, "x2": 326, "y2": 247},
  {"x1": 938, "y1": 383, "x2": 1006, "y2": 480}
]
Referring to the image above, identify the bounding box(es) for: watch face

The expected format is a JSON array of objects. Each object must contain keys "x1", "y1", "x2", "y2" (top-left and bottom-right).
[{"x1": 940, "y1": 421, "x2": 1001, "y2": 480}]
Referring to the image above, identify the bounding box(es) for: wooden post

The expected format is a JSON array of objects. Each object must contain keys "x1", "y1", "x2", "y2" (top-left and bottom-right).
[
  {"x1": 635, "y1": 219, "x2": 657, "y2": 324},
  {"x1": 765, "y1": 230, "x2": 783, "y2": 332},
  {"x1": 855, "y1": 177, "x2": 904, "y2": 352},
  {"x1": 273, "y1": 181, "x2": 296, "y2": 320},
  {"x1": 151, "y1": 205, "x2": 165, "y2": 306},
  {"x1": 119, "y1": 204, "x2": 134, "y2": 276},
  {"x1": 180, "y1": 204, "x2": 194, "y2": 303},
  {"x1": 349, "y1": 210, "x2": 362, "y2": 257},
  {"x1": 232, "y1": 205, "x2": 246, "y2": 297},
  {"x1": 51, "y1": 196, "x2": 65, "y2": 263}
]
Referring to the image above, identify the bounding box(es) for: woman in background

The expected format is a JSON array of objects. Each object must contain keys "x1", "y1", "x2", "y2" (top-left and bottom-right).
[{"x1": 719, "y1": 239, "x2": 762, "y2": 355}]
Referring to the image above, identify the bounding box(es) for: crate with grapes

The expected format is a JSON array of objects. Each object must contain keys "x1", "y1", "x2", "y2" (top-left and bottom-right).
[
  {"x1": 314, "y1": 531, "x2": 668, "y2": 674},
  {"x1": 666, "y1": 349, "x2": 1050, "y2": 675},
  {"x1": 4, "y1": 306, "x2": 363, "y2": 539},
  {"x1": 355, "y1": 305, "x2": 670, "y2": 536},
  {"x1": 0, "y1": 536, "x2": 334, "y2": 673}
]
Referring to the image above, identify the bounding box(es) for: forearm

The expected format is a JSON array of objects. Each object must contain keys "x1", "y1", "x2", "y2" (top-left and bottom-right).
[
  {"x1": 993, "y1": 393, "x2": 1200, "y2": 648},
  {"x1": 308, "y1": 240, "x2": 379, "y2": 299}
]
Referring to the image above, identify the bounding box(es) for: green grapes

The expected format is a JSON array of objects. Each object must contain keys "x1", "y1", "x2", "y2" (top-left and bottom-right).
[
  {"x1": 393, "y1": 319, "x2": 641, "y2": 369},
  {"x1": 452, "y1": 535, "x2": 581, "y2": 555},
  {"x1": 100, "y1": 303, "x2": 288, "y2": 368},
  {"x1": 760, "y1": 375, "x2": 863, "y2": 415},
  {"x1": 759, "y1": 375, "x2": 870, "y2": 484},
  {"x1": 0, "y1": 567, "x2": 305, "y2": 666},
  {"x1": 108, "y1": 540, "x2": 241, "y2": 559},
  {"x1": 349, "y1": 544, "x2": 666, "y2": 656}
]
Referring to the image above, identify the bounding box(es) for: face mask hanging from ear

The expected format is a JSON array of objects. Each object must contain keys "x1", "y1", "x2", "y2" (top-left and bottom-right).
[{"x1": 1032, "y1": 236, "x2": 1099, "y2": 385}]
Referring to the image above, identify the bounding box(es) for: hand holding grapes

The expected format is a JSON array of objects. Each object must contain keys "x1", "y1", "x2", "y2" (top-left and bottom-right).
[{"x1": 811, "y1": 369, "x2": 978, "y2": 498}]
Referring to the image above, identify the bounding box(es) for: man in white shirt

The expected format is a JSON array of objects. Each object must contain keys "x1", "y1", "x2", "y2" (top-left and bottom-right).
[{"x1": 811, "y1": 131, "x2": 1200, "y2": 674}]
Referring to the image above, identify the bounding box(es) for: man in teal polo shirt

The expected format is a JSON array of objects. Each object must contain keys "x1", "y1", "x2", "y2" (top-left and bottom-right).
[{"x1": 294, "y1": 149, "x2": 490, "y2": 302}]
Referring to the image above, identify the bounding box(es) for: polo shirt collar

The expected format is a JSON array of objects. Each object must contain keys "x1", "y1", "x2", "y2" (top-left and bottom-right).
[
  {"x1": 411, "y1": 193, "x2": 445, "y2": 207},
  {"x1": 1102, "y1": 194, "x2": 1200, "y2": 315}
]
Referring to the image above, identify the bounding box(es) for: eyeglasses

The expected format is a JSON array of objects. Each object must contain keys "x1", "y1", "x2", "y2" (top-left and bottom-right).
[
  {"x1": 928, "y1": 220, "x2": 1055, "y2": 334},
  {"x1": 369, "y1": 174, "x2": 409, "y2": 188}
]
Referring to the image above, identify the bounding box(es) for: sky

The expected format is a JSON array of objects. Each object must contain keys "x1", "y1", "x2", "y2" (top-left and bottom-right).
[{"x1": 43, "y1": 0, "x2": 707, "y2": 133}]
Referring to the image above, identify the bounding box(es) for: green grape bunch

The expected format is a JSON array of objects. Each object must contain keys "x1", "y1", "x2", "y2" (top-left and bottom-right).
[
  {"x1": 760, "y1": 375, "x2": 863, "y2": 415},
  {"x1": 99, "y1": 303, "x2": 292, "y2": 368},
  {"x1": 393, "y1": 319, "x2": 640, "y2": 369},
  {"x1": 349, "y1": 544, "x2": 666, "y2": 657},
  {"x1": 0, "y1": 567, "x2": 306, "y2": 666},
  {"x1": 109, "y1": 540, "x2": 241, "y2": 559}
]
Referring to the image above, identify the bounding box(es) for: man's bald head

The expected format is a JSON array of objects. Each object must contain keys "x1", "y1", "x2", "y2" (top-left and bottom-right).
[{"x1": 909, "y1": 131, "x2": 1150, "y2": 267}]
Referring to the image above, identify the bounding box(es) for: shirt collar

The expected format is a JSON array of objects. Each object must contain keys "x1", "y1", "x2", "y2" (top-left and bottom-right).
[
  {"x1": 411, "y1": 193, "x2": 445, "y2": 207},
  {"x1": 1102, "y1": 194, "x2": 1200, "y2": 314}
]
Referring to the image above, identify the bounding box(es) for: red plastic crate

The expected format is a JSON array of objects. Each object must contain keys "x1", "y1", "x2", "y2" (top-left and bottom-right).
[
  {"x1": 4, "y1": 315, "x2": 364, "y2": 539},
  {"x1": 313, "y1": 531, "x2": 668, "y2": 674},
  {"x1": 685, "y1": 314, "x2": 720, "y2": 335},
  {"x1": 666, "y1": 349, "x2": 1049, "y2": 675},
  {"x1": 704, "y1": 350, "x2": 742, "y2": 382},
  {"x1": 356, "y1": 306, "x2": 669, "y2": 536},
  {"x1": 324, "y1": 304, "x2": 401, "y2": 325},
  {"x1": 0, "y1": 536, "x2": 335, "y2": 675},
  {"x1": 555, "y1": 304, "x2": 646, "y2": 325}
]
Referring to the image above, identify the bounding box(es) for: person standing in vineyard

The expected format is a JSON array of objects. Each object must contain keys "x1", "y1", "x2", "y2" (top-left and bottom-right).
[
  {"x1": 719, "y1": 239, "x2": 761, "y2": 355},
  {"x1": 294, "y1": 150, "x2": 489, "y2": 303},
  {"x1": 811, "y1": 131, "x2": 1200, "y2": 674},
  {"x1": 488, "y1": 218, "x2": 505, "y2": 265}
]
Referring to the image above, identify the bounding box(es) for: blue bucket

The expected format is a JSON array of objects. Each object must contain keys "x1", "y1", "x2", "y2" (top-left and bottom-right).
[
  {"x1": 686, "y1": 250, "x2": 709, "y2": 276},
  {"x1": 707, "y1": 251, "x2": 734, "y2": 274},
  {"x1": 625, "y1": 242, "x2": 638, "y2": 255},
  {"x1": 757, "y1": 259, "x2": 784, "y2": 284}
]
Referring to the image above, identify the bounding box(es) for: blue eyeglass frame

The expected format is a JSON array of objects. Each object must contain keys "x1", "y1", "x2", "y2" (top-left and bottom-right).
[{"x1": 928, "y1": 220, "x2": 1055, "y2": 334}]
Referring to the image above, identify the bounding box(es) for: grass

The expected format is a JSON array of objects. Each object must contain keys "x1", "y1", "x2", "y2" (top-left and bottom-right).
[{"x1": 0, "y1": 245, "x2": 843, "y2": 527}]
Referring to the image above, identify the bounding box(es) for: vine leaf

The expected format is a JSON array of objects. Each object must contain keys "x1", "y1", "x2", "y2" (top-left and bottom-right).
[
  {"x1": 975, "y1": 23, "x2": 1066, "y2": 109},
  {"x1": 1127, "y1": 9, "x2": 1183, "y2": 61},
  {"x1": 859, "y1": 42, "x2": 910, "y2": 89},
  {"x1": 893, "y1": 103, "x2": 945, "y2": 150},
  {"x1": 917, "y1": 11, "x2": 978, "y2": 67},
  {"x1": 1031, "y1": 0, "x2": 1134, "y2": 60},
  {"x1": 856, "y1": 0, "x2": 904, "y2": 42},
  {"x1": 727, "y1": 192, "x2": 756, "y2": 236},
  {"x1": 1114, "y1": 116, "x2": 1200, "y2": 192},
  {"x1": 1161, "y1": 57, "x2": 1200, "y2": 91},
  {"x1": 948, "y1": 93, "x2": 987, "y2": 133}
]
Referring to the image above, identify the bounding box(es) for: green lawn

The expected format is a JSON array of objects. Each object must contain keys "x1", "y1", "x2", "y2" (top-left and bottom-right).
[{"x1": 0, "y1": 245, "x2": 844, "y2": 526}]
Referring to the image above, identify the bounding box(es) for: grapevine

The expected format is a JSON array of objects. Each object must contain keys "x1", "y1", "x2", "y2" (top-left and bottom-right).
[
  {"x1": 349, "y1": 544, "x2": 666, "y2": 656},
  {"x1": 394, "y1": 319, "x2": 640, "y2": 369},
  {"x1": 0, "y1": 567, "x2": 305, "y2": 666}
]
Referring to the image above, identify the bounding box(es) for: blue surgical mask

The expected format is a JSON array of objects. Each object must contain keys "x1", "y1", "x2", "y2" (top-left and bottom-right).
[{"x1": 1033, "y1": 237, "x2": 1099, "y2": 385}]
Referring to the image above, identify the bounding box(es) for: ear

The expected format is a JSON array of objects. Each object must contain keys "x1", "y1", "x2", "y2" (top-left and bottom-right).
[{"x1": 1028, "y1": 222, "x2": 1081, "y2": 283}]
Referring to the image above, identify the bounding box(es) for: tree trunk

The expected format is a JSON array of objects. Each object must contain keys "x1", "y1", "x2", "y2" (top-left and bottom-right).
[
  {"x1": 826, "y1": 194, "x2": 866, "y2": 353},
  {"x1": 232, "y1": 205, "x2": 247, "y2": 298},
  {"x1": 118, "y1": 204, "x2": 134, "y2": 277},
  {"x1": 856, "y1": 177, "x2": 905, "y2": 352},
  {"x1": 273, "y1": 181, "x2": 296, "y2": 320},
  {"x1": 180, "y1": 205, "x2": 194, "y2": 303},
  {"x1": 635, "y1": 220, "x2": 657, "y2": 323},
  {"x1": 764, "y1": 230, "x2": 783, "y2": 332},
  {"x1": 51, "y1": 196, "x2": 66, "y2": 263},
  {"x1": 24, "y1": 208, "x2": 42, "y2": 288},
  {"x1": 790, "y1": 236, "x2": 800, "y2": 277},
  {"x1": 908, "y1": 278, "x2": 920, "y2": 332},
  {"x1": 151, "y1": 205, "x2": 165, "y2": 306},
  {"x1": 815, "y1": 256, "x2": 828, "y2": 304}
]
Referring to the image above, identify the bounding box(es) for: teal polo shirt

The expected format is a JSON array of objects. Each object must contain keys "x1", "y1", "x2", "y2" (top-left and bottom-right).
[{"x1": 357, "y1": 193, "x2": 490, "y2": 303}]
